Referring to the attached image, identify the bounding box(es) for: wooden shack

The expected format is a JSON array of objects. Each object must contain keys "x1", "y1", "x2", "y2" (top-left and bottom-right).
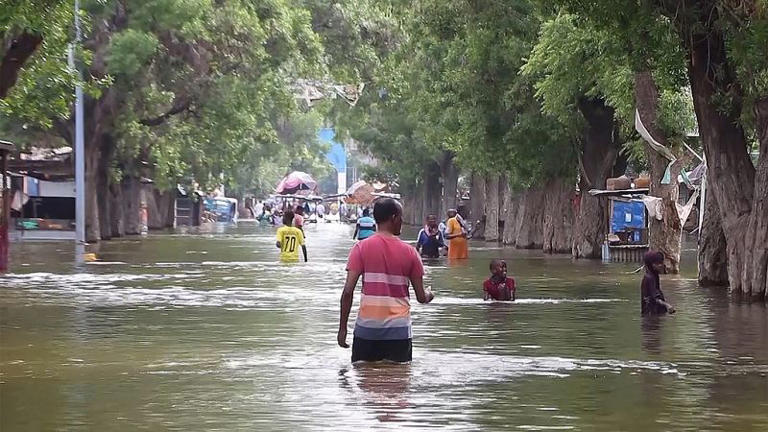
[{"x1": 589, "y1": 188, "x2": 650, "y2": 263}]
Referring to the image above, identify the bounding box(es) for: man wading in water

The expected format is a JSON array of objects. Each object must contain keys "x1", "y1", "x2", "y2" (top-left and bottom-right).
[{"x1": 337, "y1": 198, "x2": 435, "y2": 362}]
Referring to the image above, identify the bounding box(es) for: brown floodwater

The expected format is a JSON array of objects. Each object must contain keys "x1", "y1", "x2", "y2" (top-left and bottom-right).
[{"x1": 1, "y1": 223, "x2": 766, "y2": 431}]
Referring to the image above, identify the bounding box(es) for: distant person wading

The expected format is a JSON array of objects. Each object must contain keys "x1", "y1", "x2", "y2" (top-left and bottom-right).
[
  {"x1": 445, "y1": 208, "x2": 469, "y2": 259},
  {"x1": 275, "y1": 210, "x2": 307, "y2": 263},
  {"x1": 353, "y1": 208, "x2": 376, "y2": 241},
  {"x1": 337, "y1": 199, "x2": 435, "y2": 362}
]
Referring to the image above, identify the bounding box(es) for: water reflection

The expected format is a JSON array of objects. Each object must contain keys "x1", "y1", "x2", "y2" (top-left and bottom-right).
[{"x1": 340, "y1": 363, "x2": 412, "y2": 423}]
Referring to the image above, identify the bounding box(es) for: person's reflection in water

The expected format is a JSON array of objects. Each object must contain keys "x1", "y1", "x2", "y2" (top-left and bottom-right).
[
  {"x1": 641, "y1": 315, "x2": 664, "y2": 355},
  {"x1": 338, "y1": 362, "x2": 412, "y2": 423}
]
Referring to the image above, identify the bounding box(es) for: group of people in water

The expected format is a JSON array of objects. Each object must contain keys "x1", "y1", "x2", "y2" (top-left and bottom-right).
[{"x1": 274, "y1": 198, "x2": 675, "y2": 363}]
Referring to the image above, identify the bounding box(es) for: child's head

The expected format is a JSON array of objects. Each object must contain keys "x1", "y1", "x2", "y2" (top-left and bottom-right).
[
  {"x1": 283, "y1": 210, "x2": 295, "y2": 226},
  {"x1": 644, "y1": 250, "x2": 665, "y2": 274},
  {"x1": 425, "y1": 214, "x2": 438, "y2": 228},
  {"x1": 489, "y1": 259, "x2": 507, "y2": 277}
]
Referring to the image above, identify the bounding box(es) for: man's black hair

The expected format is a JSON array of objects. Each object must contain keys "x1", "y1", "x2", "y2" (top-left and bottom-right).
[
  {"x1": 283, "y1": 210, "x2": 294, "y2": 226},
  {"x1": 373, "y1": 198, "x2": 401, "y2": 224},
  {"x1": 362, "y1": 208, "x2": 370, "y2": 217}
]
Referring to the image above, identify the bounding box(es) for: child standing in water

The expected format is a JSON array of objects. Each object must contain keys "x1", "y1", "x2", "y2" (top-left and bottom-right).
[
  {"x1": 483, "y1": 259, "x2": 515, "y2": 301},
  {"x1": 641, "y1": 251, "x2": 675, "y2": 315}
]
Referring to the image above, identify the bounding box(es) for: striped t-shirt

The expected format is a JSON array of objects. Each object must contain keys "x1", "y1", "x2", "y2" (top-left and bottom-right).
[{"x1": 346, "y1": 233, "x2": 425, "y2": 340}]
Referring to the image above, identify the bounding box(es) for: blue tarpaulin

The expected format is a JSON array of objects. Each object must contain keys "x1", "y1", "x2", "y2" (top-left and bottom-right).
[
  {"x1": 611, "y1": 200, "x2": 645, "y2": 238},
  {"x1": 319, "y1": 128, "x2": 346, "y2": 173}
]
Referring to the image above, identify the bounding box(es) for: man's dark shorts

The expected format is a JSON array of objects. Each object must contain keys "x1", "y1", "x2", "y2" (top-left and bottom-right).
[{"x1": 351, "y1": 337, "x2": 412, "y2": 363}]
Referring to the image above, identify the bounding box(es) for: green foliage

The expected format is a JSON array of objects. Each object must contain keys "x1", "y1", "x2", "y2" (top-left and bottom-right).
[{"x1": 106, "y1": 30, "x2": 159, "y2": 76}]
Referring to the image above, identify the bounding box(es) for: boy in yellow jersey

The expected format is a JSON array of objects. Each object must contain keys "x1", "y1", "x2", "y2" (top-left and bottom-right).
[{"x1": 276, "y1": 210, "x2": 308, "y2": 262}]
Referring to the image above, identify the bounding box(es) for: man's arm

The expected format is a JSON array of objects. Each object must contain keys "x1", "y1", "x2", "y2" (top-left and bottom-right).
[
  {"x1": 411, "y1": 275, "x2": 434, "y2": 304},
  {"x1": 656, "y1": 298, "x2": 675, "y2": 313},
  {"x1": 352, "y1": 224, "x2": 359, "y2": 240},
  {"x1": 338, "y1": 269, "x2": 362, "y2": 348},
  {"x1": 301, "y1": 245, "x2": 308, "y2": 262}
]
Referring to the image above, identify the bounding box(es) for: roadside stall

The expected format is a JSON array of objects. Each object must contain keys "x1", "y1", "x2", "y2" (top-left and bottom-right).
[{"x1": 589, "y1": 187, "x2": 650, "y2": 263}]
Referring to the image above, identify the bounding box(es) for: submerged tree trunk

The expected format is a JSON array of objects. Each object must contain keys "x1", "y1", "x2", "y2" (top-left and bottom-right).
[
  {"x1": 85, "y1": 142, "x2": 102, "y2": 243},
  {"x1": 687, "y1": 25, "x2": 765, "y2": 299},
  {"x1": 634, "y1": 70, "x2": 684, "y2": 273},
  {"x1": 423, "y1": 161, "x2": 441, "y2": 222},
  {"x1": 502, "y1": 191, "x2": 519, "y2": 245},
  {"x1": 123, "y1": 177, "x2": 141, "y2": 235},
  {"x1": 439, "y1": 151, "x2": 458, "y2": 217},
  {"x1": 485, "y1": 174, "x2": 501, "y2": 242},
  {"x1": 97, "y1": 136, "x2": 115, "y2": 240},
  {"x1": 109, "y1": 181, "x2": 125, "y2": 237},
  {"x1": 499, "y1": 175, "x2": 510, "y2": 238},
  {"x1": 698, "y1": 174, "x2": 729, "y2": 286},
  {"x1": 512, "y1": 187, "x2": 544, "y2": 249},
  {"x1": 469, "y1": 173, "x2": 486, "y2": 238},
  {"x1": 542, "y1": 178, "x2": 574, "y2": 254},
  {"x1": 744, "y1": 97, "x2": 768, "y2": 297},
  {"x1": 572, "y1": 97, "x2": 620, "y2": 259}
]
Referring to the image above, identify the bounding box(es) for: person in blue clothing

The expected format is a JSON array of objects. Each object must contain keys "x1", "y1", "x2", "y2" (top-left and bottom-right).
[
  {"x1": 416, "y1": 214, "x2": 446, "y2": 258},
  {"x1": 353, "y1": 208, "x2": 376, "y2": 241}
]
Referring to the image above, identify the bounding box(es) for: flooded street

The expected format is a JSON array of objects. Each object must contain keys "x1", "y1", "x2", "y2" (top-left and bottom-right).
[{"x1": 1, "y1": 223, "x2": 767, "y2": 431}]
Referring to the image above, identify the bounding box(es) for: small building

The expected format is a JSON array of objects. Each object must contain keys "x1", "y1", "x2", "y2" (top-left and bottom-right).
[
  {"x1": 6, "y1": 147, "x2": 76, "y2": 240},
  {"x1": 589, "y1": 188, "x2": 650, "y2": 263}
]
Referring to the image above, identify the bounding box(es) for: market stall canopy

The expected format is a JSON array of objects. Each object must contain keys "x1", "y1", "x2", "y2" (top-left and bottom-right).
[
  {"x1": 275, "y1": 171, "x2": 317, "y2": 194},
  {"x1": 344, "y1": 180, "x2": 375, "y2": 205},
  {"x1": 273, "y1": 194, "x2": 323, "y2": 201}
]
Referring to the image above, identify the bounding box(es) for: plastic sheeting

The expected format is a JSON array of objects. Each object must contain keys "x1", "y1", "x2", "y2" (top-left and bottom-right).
[{"x1": 641, "y1": 190, "x2": 700, "y2": 226}]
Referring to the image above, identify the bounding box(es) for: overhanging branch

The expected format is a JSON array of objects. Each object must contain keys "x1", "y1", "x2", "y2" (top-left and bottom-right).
[
  {"x1": 139, "y1": 99, "x2": 190, "y2": 126},
  {"x1": 1, "y1": 31, "x2": 43, "y2": 99}
]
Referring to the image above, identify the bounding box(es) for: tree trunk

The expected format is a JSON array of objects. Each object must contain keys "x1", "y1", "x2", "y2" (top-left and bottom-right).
[
  {"x1": 469, "y1": 173, "x2": 486, "y2": 238},
  {"x1": 423, "y1": 161, "x2": 441, "y2": 221},
  {"x1": 499, "y1": 175, "x2": 510, "y2": 238},
  {"x1": 634, "y1": 70, "x2": 684, "y2": 273},
  {"x1": 85, "y1": 142, "x2": 101, "y2": 243},
  {"x1": 687, "y1": 25, "x2": 765, "y2": 299},
  {"x1": 743, "y1": 97, "x2": 768, "y2": 298},
  {"x1": 698, "y1": 174, "x2": 729, "y2": 286},
  {"x1": 97, "y1": 136, "x2": 115, "y2": 240},
  {"x1": 542, "y1": 178, "x2": 574, "y2": 254},
  {"x1": 439, "y1": 151, "x2": 458, "y2": 217},
  {"x1": 502, "y1": 192, "x2": 520, "y2": 245},
  {"x1": 485, "y1": 174, "x2": 500, "y2": 242},
  {"x1": 123, "y1": 177, "x2": 141, "y2": 235},
  {"x1": 511, "y1": 187, "x2": 544, "y2": 249},
  {"x1": 572, "y1": 97, "x2": 620, "y2": 259},
  {"x1": 109, "y1": 181, "x2": 125, "y2": 237}
]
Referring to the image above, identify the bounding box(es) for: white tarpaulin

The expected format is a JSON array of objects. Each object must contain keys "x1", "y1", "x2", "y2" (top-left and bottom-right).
[{"x1": 642, "y1": 190, "x2": 700, "y2": 226}]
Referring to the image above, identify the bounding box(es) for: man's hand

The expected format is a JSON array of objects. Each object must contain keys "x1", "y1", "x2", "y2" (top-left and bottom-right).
[
  {"x1": 426, "y1": 290, "x2": 435, "y2": 303},
  {"x1": 668, "y1": 306, "x2": 676, "y2": 314},
  {"x1": 337, "y1": 327, "x2": 349, "y2": 348}
]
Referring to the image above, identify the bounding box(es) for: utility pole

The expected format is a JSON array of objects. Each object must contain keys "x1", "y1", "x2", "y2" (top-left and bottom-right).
[{"x1": 70, "y1": 0, "x2": 85, "y2": 244}]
